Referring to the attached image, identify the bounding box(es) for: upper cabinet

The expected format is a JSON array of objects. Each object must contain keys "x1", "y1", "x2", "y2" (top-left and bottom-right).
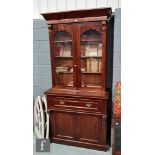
[{"x1": 42, "y1": 8, "x2": 113, "y2": 92}]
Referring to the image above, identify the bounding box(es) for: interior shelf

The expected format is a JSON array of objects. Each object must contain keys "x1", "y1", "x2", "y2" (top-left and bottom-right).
[
  {"x1": 55, "y1": 56, "x2": 73, "y2": 58},
  {"x1": 81, "y1": 56, "x2": 102, "y2": 58},
  {"x1": 81, "y1": 72, "x2": 102, "y2": 74},
  {"x1": 56, "y1": 72, "x2": 73, "y2": 74},
  {"x1": 54, "y1": 40, "x2": 72, "y2": 43},
  {"x1": 81, "y1": 40, "x2": 102, "y2": 42}
]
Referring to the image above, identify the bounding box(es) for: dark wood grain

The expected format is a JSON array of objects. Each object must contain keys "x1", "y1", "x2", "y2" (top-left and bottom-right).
[
  {"x1": 45, "y1": 16, "x2": 108, "y2": 25},
  {"x1": 42, "y1": 7, "x2": 112, "y2": 21},
  {"x1": 101, "y1": 22, "x2": 107, "y2": 91}
]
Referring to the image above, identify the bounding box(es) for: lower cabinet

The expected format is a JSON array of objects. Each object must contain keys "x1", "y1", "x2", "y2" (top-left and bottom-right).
[
  {"x1": 49, "y1": 110, "x2": 108, "y2": 150},
  {"x1": 46, "y1": 94, "x2": 109, "y2": 150}
]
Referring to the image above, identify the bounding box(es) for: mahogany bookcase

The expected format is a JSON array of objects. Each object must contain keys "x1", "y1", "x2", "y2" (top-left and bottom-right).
[{"x1": 42, "y1": 7, "x2": 114, "y2": 151}]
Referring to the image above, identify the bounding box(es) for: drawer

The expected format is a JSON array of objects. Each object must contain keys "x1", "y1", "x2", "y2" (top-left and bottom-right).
[{"x1": 47, "y1": 96, "x2": 107, "y2": 114}]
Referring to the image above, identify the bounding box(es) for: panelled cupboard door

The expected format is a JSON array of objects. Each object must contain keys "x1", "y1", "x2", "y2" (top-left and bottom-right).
[
  {"x1": 51, "y1": 24, "x2": 77, "y2": 88},
  {"x1": 50, "y1": 111, "x2": 76, "y2": 141},
  {"x1": 77, "y1": 114, "x2": 107, "y2": 145},
  {"x1": 50, "y1": 111, "x2": 107, "y2": 145}
]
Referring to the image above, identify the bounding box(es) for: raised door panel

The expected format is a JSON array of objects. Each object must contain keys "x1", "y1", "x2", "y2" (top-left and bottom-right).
[
  {"x1": 77, "y1": 115, "x2": 99, "y2": 143},
  {"x1": 77, "y1": 114, "x2": 107, "y2": 145},
  {"x1": 50, "y1": 111, "x2": 75, "y2": 140}
]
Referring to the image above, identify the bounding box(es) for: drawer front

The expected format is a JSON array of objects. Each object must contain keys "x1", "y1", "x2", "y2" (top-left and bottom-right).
[{"x1": 47, "y1": 96, "x2": 107, "y2": 114}]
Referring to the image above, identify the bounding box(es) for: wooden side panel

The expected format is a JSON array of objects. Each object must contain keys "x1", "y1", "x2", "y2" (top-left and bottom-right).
[{"x1": 101, "y1": 22, "x2": 107, "y2": 90}]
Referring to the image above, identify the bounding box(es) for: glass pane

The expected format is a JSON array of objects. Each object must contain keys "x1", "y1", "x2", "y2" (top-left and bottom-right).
[
  {"x1": 53, "y1": 31, "x2": 74, "y2": 87},
  {"x1": 80, "y1": 29, "x2": 102, "y2": 88}
]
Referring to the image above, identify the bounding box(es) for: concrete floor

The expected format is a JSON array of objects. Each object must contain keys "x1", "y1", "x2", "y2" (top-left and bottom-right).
[{"x1": 33, "y1": 135, "x2": 112, "y2": 155}]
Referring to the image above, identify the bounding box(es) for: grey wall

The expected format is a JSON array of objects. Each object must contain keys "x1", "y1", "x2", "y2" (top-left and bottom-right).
[
  {"x1": 112, "y1": 8, "x2": 121, "y2": 94},
  {"x1": 33, "y1": 8, "x2": 121, "y2": 98},
  {"x1": 33, "y1": 21, "x2": 52, "y2": 98}
]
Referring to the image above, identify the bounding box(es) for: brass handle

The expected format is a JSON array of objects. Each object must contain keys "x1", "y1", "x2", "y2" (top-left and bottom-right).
[
  {"x1": 86, "y1": 103, "x2": 92, "y2": 108},
  {"x1": 59, "y1": 101, "x2": 65, "y2": 104}
]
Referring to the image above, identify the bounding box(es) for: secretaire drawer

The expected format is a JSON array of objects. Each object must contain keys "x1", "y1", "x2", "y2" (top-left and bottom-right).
[{"x1": 46, "y1": 96, "x2": 107, "y2": 114}]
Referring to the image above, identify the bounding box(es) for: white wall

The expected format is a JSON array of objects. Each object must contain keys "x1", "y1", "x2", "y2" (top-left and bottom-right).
[{"x1": 33, "y1": 0, "x2": 121, "y2": 19}]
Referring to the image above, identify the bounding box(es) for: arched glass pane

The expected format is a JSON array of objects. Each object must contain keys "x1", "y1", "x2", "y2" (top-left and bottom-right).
[
  {"x1": 53, "y1": 31, "x2": 73, "y2": 87},
  {"x1": 80, "y1": 29, "x2": 102, "y2": 88}
]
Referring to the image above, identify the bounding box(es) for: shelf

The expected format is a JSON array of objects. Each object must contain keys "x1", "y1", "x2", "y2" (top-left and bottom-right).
[
  {"x1": 85, "y1": 85, "x2": 101, "y2": 88},
  {"x1": 55, "y1": 56, "x2": 73, "y2": 58},
  {"x1": 81, "y1": 72, "x2": 102, "y2": 74},
  {"x1": 54, "y1": 40, "x2": 72, "y2": 43},
  {"x1": 56, "y1": 72, "x2": 73, "y2": 74},
  {"x1": 81, "y1": 56, "x2": 102, "y2": 58},
  {"x1": 81, "y1": 40, "x2": 102, "y2": 42}
]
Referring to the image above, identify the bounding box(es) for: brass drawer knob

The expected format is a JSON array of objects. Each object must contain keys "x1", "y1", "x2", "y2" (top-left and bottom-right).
[
  {"x1": 86, "y1": 103, "x2": 92, "y2": 108},
  {"x1": 59, "y1": 101, "x2": 65, "y2": 104}
]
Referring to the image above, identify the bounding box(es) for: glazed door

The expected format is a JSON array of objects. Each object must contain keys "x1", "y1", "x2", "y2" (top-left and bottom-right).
[
  {"x1": 51, "y1": 24, "x2": 77, "y2": 88},
  {"x1": 77, "y1": 22, "x2": 106, "y2": 89}
]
